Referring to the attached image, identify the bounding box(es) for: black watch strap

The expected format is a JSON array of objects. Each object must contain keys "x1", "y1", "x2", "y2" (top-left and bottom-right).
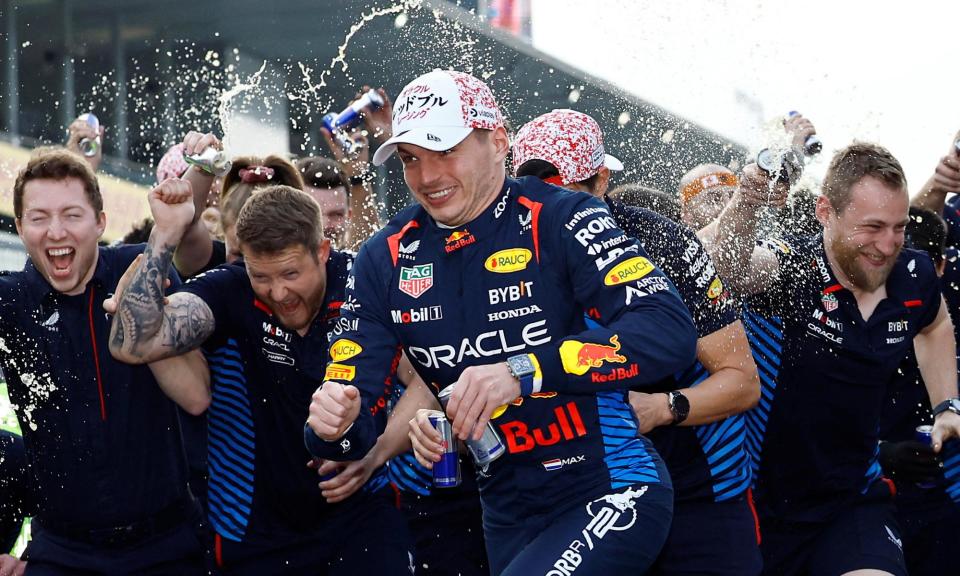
[
  {"x1": 933, "y1": 397, "x2": 960, "y2": 418},
  {"x1": 667, "y1": 391, "x2": 689, "y2": 425}
]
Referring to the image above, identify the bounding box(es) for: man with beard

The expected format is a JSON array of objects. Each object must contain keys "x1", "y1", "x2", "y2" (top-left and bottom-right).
[
  {"x1": 710, "y1": 142, "x2": 960, "y2": 576},
  {"x1": 108, "y1": 183, "x2": 413, "y2": 575}
]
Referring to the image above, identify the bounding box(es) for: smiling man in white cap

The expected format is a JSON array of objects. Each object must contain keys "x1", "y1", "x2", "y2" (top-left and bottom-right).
[
  {"x1": 371, "y1": 69, "x2": 508, "y2": 227},
  {"x1": 313, "y1": 69, "x2": 700, "y2": 575}
]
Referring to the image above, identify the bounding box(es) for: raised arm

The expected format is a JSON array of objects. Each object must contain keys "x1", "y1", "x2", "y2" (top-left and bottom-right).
[
  {"x1": 173, "y1": 131, "x2": 221, "y2": 277},
  {"x1": 911, "y1": 130, "x2": 960, "y2": 214},
  {"x1": 700, "y1": 164, "x2": 787, "y2": 295},
  {"x1": 109, "y1": 179, "x2": 216, "y2": 364},
  {"x1": 319, "y1": 125, "x2": 381, "y2": 249},
  {"x1": 104, "y1": 254, "x2": 212, "y2": 413}
]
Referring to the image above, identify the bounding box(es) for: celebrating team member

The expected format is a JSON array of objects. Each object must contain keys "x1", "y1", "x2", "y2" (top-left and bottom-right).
[
  {"x1": 513, "y1": 108, "x2": 762, "y2": 576},
  {"x1": 109, "y1": 182, "x2": 413, "y2": 575},
  {"x1": 711, "y1": 143, "x2": 960, "y2": 576},
  {"x1": 1, "y1": 149, "x2": 206, "y2": 574},
  {"x1": 306, "y1": 69, "x2": 698, "y2": 575}
]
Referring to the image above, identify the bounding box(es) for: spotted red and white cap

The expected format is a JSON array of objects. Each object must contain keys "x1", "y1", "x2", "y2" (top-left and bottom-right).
[
  {"x1": 511, "y1": 109, "x2": 623, "y2": 185},
  {"x1": 156, "y1": 143, "x2": 189, "y2": 183},
  {"x1": 372, "y1": 69, "x2": 504, "y2": 166}
]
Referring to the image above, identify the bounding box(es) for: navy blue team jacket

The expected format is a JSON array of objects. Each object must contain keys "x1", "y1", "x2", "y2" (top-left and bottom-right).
[
  {"x1": 744, "y1": 235, "x2": 943, "y2": 522},
  {"x1": 179, "y1": 250, "x2": 389, "y2": 545},
  {"x1": 0, "y1": 245, "x2": 190, "y2": 531},
  {"x1": 306, "y1": 176, "x2": 698, "y2": 527},
  {"x1": 606, "y1": 197, "x2": 752, "y2": 504}
]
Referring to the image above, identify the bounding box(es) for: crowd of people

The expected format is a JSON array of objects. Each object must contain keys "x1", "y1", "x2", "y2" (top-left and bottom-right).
[{"x1": 0, "y1": 66, "x2": 959, "y2": 576}]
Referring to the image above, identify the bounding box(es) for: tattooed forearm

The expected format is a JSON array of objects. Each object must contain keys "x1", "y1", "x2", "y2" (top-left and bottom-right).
[
  {"x1": 111, "y1": 240, "x2": 174, "y2": 355},
  {"x1": 160, "y1": 296, "x2": 216, "y2": 355},
  {"x1": 109, "y1": 233, "x2": 215, "y2": 362}
]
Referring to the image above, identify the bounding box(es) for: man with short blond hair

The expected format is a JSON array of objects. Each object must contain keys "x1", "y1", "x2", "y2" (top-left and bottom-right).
[{"x1": 711, "y1": 142, "x2": 960, "y2": 576}]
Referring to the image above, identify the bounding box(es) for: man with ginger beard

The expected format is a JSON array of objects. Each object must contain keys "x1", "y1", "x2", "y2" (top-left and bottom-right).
[
  {"x1": 709, "y1": 142, "x2": 960, "y2": 576},
  {"x1": 108, "y1": 182, "x2": 414, "y2": 575}
]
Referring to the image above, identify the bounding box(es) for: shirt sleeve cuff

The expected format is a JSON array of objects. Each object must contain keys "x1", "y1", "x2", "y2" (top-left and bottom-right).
[{"x1": 303, "y1": 414, "x2": 374, "y2": 462}]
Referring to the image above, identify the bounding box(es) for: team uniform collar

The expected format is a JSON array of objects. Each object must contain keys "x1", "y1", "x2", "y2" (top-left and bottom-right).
[{"x1": 424, "y1": 177, "x2": 514, "y2": 242}]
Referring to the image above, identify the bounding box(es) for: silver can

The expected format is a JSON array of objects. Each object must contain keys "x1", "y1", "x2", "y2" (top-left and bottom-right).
[
  {"x1": 438, "y1": 384, "x2": 505, "y2": 467},
  {"x1": 77, "y1": 113, "x2": 101, "y2": 157},
  {"x1": 183, "y1": 147, "x2": 232, "y2": 177},
  {"x1": 756, "y1": 147, "x2": 803, "y2": 186}
]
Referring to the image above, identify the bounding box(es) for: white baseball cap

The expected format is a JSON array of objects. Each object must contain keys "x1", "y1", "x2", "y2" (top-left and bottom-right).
[
  {"x1": 372, "y1": 69, "x2": 504, "y2": 166},
  {"x1": 512, "y1": 109, "x2": 623, "y2": 185}
]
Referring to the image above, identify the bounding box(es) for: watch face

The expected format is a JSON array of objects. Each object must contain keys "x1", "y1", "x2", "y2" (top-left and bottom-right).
[
  {"x1": 508, "y1": 355, "x2": 535, "y2": 377},
  {"x1": 670, "y1": 391, "x2": 690, "y2": 420},
  {"x1": 756, "y1": 149, "x2": 780, "y2": 174}
]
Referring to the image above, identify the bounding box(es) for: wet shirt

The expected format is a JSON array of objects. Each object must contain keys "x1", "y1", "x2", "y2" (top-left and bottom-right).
[
  {"x1": 0, "y1": 245, "x2": 190, "y2": 531},
  {"x1": 319, "y1": 176, "x2": 698, "y2": 527},
  {"x1": 606, "y1": 197, "x2": 749, "y2": 503},
  {"x1": 746, "y1": 235, "x2": 942, "y2": 522},
  {"x1": 178, "y1": 250, "x2": 390, "y2": 545}
]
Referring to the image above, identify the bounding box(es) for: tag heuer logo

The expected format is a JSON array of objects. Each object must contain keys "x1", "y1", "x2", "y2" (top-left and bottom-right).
[
  {"x1": 822, "y1": 292, "x2": 839, "y2": 312},
  {"x1": 399, "y1": 263, "x2": 434, "y2": 299}
]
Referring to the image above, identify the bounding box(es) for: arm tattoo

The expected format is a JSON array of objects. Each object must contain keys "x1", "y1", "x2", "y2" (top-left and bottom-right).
[{"x1": 110, "y1": 237, "x2": 215, "y2": 360}]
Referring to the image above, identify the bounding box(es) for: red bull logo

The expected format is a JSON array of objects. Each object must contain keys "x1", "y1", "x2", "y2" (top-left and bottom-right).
[
  {"x1": 591, "y1": 364, "x2": 639, "y2": 383},
  {"x1": 499, "y1": 401, "x2": 588, "y2": 453},
  {"x1": 559, "y1": 335, "x2": 627, "y2": 376},
  {"x1": 706, "y1": 277, "x2": 729, "y2": 306},
  {"x1": 444, "y1": 230, "x2": 476, "y2": 253}
]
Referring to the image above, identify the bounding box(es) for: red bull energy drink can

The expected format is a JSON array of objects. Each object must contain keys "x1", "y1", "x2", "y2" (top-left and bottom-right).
[
  {"x1": 438, "y1": 385, "x2": 505, "y2": 467},
  {"x1": 322, "y1": 89, "x2": 385, "y2": 155},
  {"x1": 429, "y1": 412, "x2": 461, "y2": 488},
  {"x1": 757, "y1": 147, "x2": 803, "y2": 186},
  {"x1": 786, "y1": 111, "x2": 822, "y2": 156},
  {"x1": 77, "y1": 113, "x2": 101, "y2": 157}
]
